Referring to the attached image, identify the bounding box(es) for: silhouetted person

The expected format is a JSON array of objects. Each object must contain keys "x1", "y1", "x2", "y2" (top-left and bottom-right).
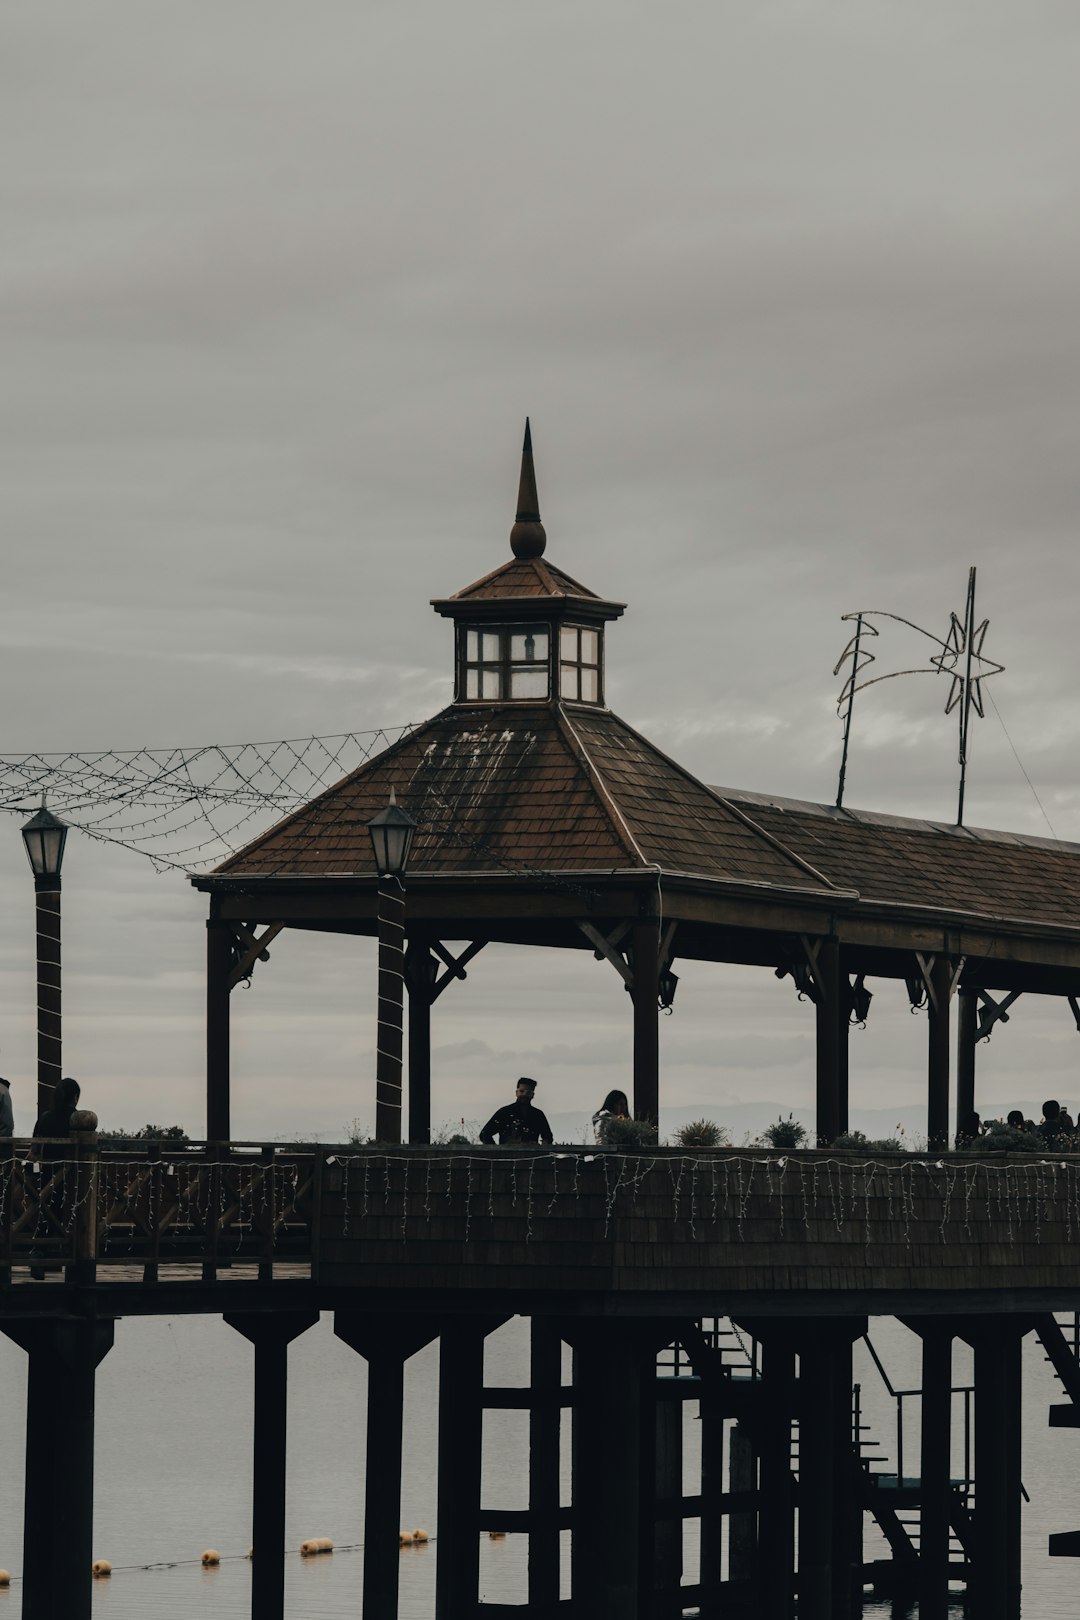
[
  {"x1": 479, "y1": 1078, "x2": 553, "y2": 1145},
  {"x1": 955, "y1": 1110, "x2": 983, "y2": 1149},
  {"x1": 29, "y1": 1076, "x2": 82, "y2": 1279},
  {"x1": 593, "y1": 1089, "x2": 630, "y2": 1144},
  {"x1": 1038, "y1": 1099, "x2": 1074, "y2": 1143},
  {"x1": 0, "y1": 1075, "x2": 12, "y2": 1136},
  {"x1": 1007, "y1": 1109, "x2": 1036, "y2": 1133}
]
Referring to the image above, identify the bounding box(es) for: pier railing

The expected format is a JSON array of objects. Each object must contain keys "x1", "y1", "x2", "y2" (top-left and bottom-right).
[
  {"x1": 4, "y1": 1139, "x2": 1080, "y2": 1295},
  {"x1": 0, "y1": 1136, "x2": 318, "y2": 1283}
]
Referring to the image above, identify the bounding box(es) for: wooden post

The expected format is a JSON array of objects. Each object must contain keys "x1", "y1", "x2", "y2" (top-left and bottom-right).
[
  {"x1": 2, "y1": 1318, "x2": 114, "y2": 1620},
  {"x1": 970, "y1": 1321, "x2": 1025, "y2": 1620},
  {"x1": 34, "y1": 880, "x2": 62, "y2": 1119},
  {"x1": 757, "y1": 1331, "x2": 796, "y2": 1620},
  {"x1": 632, "y1": 919, "x2": 660, "y2": 1125},
  {"x1": 797, "y1": 1329, "x2": 836, "y2": 1620},
  {"x1": 726, "y1": 1421, "x2": 756, "y2": 1588},
  {"x1": 830, "y1": 1333, "x2": 863, "y2": 1620},
  {"x1": 405, "y1": 942, "x2": 435, "y2": 1146},
  {"x1": 335, "y1": 1313, "x2": 439, "y2": 1620},
  {"x1": 206, "y1": 918, "x2": 232, "y2": 1142},
  {"x1": 918, "y1": 1324, "x2": 953, "y2": 1620},
  {"x1": 528, "y1": 1318, "x2": 562, "y2": 1609},
  {"x1": 699, "y1": 1395, "x2": 727, "y2": 1600},
  {"x1": 837, "y1": 974, "x2": 850, "y2": 1136},
  {"x1": 570, "y1": 1320, "x2": 647, "y2": 1619},
  {"x1": 956, "y1": 989, "x2": 978, "y2": 1139},
  {"x1": 815, "y1": 938, "x2": 841, "y2": 1146},
  {"x1": 928, "y1": 956, "x2": 954, "y2": 1152},
  {"x1": 70, "y1": 1126, "x2": 99, "y2": 1286},
  {"x1": 654, "y1": 1385, "x2": 683, "y2": 1593},
  {"x1": 225, "y1": 1311, "x2": 319, "y2": 1620},
  {"x1": 375, "y1": 877, "x2": 406, "y2": 1143},
  {"x1": 436, "y1": 1318, "x2": 503, "y2": 1620}
]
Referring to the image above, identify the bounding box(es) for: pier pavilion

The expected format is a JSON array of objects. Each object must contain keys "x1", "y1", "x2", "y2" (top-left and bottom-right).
[
  {"x1": 6, "y1": 429, "x2": 1080, "y2": 1620},
  {"x1": 195, "y1": 423, "x2": 1080, "y2": 1150}
]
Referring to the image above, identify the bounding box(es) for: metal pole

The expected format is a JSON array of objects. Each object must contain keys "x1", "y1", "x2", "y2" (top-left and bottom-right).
[
  {"x1": 34, "y1": 877, "x2": 62, "y2": 1119},
  {"x1": 836, "y1": 613, "x2": 863, "y2": 809},
  {"x1": 375, "y1": 876, "x2": 406, "y2": 1143},
  {"x1": 957, "y1": 567, "x2": 977, "y2": 826}
]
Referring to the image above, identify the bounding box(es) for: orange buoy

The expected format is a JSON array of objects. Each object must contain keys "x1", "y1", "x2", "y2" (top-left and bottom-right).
[
  {"x1": 201, "y1": 1549, "x2": 221, "y2": 1567},
  {"x1": 0, "y1": 1570, "x2": 10, "y2": 1586},
  {"x1": 92, "y1": 1560, "x2": 112, "y2": 1578},
  {"x1": 411, "y1": 1528, "x2": 429, "y2": 1543}
]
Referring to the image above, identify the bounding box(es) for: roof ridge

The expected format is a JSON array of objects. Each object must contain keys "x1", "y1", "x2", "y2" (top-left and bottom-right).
[{"x1": 555, "y1": 704, "x2": 649, "y2": 867}]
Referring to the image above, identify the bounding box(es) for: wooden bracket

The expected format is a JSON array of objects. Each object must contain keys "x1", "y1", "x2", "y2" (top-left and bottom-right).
[
  {"x1": 430, "y1": 940, "x2": 486, "y2": 1003},
  {"x1": 1068, "y1": 995, "x2": 1080, "y2": 1034},
  {"x1": 576, "y1": 920, "x2": 634, "y2": 988},
  {"x1": 228, "y1": 922, "x2": 285, "y2": 990},
  {"x1": 976, "y1": 989, "x2": 1022, "y2": 1043},
  {"x1": 914, "y1": 953, "x2": 966, "y2": 1014},
  {"x1": 658, "y1": 920, "x2": 678, "y2": 977}
]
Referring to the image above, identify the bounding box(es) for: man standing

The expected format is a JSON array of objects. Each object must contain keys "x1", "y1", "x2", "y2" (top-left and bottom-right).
[
  {"x1": 479, "y1": 1077, "x2": 553, "y2": 1145},
  {"x1": 0, "y1": 1074, "x2": 12, "y2": 1136}
]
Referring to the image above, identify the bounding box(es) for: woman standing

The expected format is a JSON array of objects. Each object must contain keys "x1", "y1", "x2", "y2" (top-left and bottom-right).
[{"x1": 592, "y1": 1089, "x2": 630, "y2": 1144}]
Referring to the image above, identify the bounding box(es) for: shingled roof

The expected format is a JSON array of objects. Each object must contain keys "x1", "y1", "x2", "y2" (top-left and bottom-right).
[
  {"x1": 716, "y1": 788, "x2": 1080, "y2": 932},
  {"x1": 210, "y1": 704, "x2": 834, "y2": 892}
]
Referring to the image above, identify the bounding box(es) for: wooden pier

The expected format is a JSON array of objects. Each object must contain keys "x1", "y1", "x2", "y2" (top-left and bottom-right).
[{"x1": 3, "y1": 1135, "x2": 1080, "y2": 1618}]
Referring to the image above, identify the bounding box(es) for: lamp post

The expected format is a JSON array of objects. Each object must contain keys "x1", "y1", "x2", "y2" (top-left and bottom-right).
[
  {"x1": 368, "y1": 792, "x2": 417, "y2": 1144},
  {"x1": 21, "y1": 804, "x2": 70, "y2": 1119}
]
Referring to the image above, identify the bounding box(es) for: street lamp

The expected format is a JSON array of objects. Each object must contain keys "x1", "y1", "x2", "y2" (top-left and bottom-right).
[
  {"x1": 21, "y1": 803, "x2": 70, "y2": 1118},
  {"x1": 368, "y1": 792, "x2": 417, "y2": 1143}
]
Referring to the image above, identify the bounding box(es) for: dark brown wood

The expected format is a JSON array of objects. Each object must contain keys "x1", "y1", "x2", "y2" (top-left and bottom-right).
[
  {"x1": 206, "y1": 920, "x2": 232, "y2": 1141},
  {"x1": 798, "y1": 1328, "x2": 837, "y2": 1620},
  {"x1": 2, "y1": 1318, "x2": 114, "y2": 1620},
  {"x1": 405, "y1": 943, "x2": 435, "y2": 1145},
  {"x1": 570, "y1": 1320, "x2": 648, "y2": 1619},
  {"x1": 528, "y1": 1317, "x2": 562, "y2": 1608},
  {"x1": 815, "y1": 938, "x2": 841, "y2": 1146},
  {"x1": 969, "y1": 1319, "x2": 1026, "y2": 1619},
  {"x1": 436, "y1": 1318, "x2": 502, "y2": 1619},
  {"x1": 956, "y1": 989, "x2": 978, "y2": 1137},
  {"x1": 917, "y1": 1322, "x2": 953, "y2": 1620},
  {"x1": 34, "y1": 882, "x2": 62, "y2": 1119},
  {"x1": 225, "y1": 1311, "x2": 318, "y2": 1620},
  {"x1": 928, "y1": 957, "x2": 954, "y2": 1151},
  {"x1": 757, "y1": 1331, "x2": 796, "y2": 1619},
  {"x1": 632, "y1": 920, "x2": 660, "y2": 1123},
  {"x1": 375, "y1": 879, "x2": 406, "y2": 1143}
]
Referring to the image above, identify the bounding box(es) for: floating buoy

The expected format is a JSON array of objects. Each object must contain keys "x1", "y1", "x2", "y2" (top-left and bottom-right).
[
  {"x1": 201, "y1": 1550, "x2": 221, "y2": 1567},
  {"x1": 488, "y1": 1530, "x2": 506, "y2": 1540},
  {"x1": 300, "y1": 1537, "x2": 333, "y2": 1557},
  {"x1": 247, "y1": 1547, "x2": 254, "y2": 1560},
  {"x1": 92, "y1": 1560, "x2": 111, "y2": 1579},
  {"x1": 0, "y1": 1570, "x2": 10, "y2": 1586},
  {"x1": 317, "y1": 1538, "x2": 333, "y2": 1553},
  {"x1": 398, "y1": 1531, "x2": 413, "y2": 1547},
  {"x1": 411, "y1": 1528, "x2": 429, "y2": 1543}
]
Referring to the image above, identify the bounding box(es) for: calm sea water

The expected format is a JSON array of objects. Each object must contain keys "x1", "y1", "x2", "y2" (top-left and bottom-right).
[{"x1": 0, "y1": 1313, "x2": 1076, "y2": 1616}]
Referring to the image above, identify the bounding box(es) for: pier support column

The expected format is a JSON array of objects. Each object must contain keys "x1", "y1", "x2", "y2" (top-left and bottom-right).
[
  {"x1": 335, "y1": 1312, "x2": 439, "y2": 1620},
  {"x1": 567, "y1": 1320, "x2": 667, "y2": 1620},
  {"x1": 2, "y1": 1317, "x2": 114, "y2": 1620},
  {"x1": 654, "y1": 1384, "x2": 683, "y2": 1593},
  {"x1": 725, "y1": 1421, "x2": 756, "y2": 1591},
  {"x1": 913, "y1": 1320, "x2": 954, "y2": 1620},
  {"x1": 961, "y1": 1317, "x2": 1029, "y2": 1620},
  {"x1": 749, "y1": 1326, "x2": 797, "y2": 1620},
  {"x1": 528, "y1": 1317, "x2": 563, "y2": 1609},
  {"x1": 436, "y1": 1316, "x2": 506, "y2": 1620},
  {"x1": 795, "y1": 1319, "x2": 865, "y2": 1620},
  {"x1": 226, "y1": 1310, "x2": 319, "y2": 1620},
  {"x1": 815, "y1": 938, "x2": 841, "y2": 1146},
  {"x1": 206, "y1": 917, "x2": 233, "y2": 1141}
]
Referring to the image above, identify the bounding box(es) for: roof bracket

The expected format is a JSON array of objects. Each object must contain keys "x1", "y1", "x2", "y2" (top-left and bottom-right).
[
  {"x1": 577, "y1": 920, "x2": 634, "y2": 988},
  {"x1": 228, "y1": 921, "x2": 286, "y2": 990},
  {"x1": 912, "y1": 952, "x2": 967, "y2": 1014},
  {"x1": 976, "y1": 989, "x2": 1022, "y2": 1043}
]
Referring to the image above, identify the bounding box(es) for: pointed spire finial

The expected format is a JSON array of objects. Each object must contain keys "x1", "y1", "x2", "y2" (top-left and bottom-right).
[{"x1": 510, "y1": 417, "x2": 547, "y2": 559}]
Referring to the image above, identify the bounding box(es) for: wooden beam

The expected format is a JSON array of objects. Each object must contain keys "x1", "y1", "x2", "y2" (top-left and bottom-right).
[
  {"x1": 577, "y1": 919, "x2": 634, "y2": 987},
  {"x1": 815, "y1": 939, "x2": 841, "y2": 1146},
  {"x1": 228, "y1": 921, "x2": 286, "y2": 990},
  {"x1": 206, "y1": 921, "x2": 232, "y2": 1141},
  {"x1": 632, "y1": 920, "x2": 660, "y2": 1123}
]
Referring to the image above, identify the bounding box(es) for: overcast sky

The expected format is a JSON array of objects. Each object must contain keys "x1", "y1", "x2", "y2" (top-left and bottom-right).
[{"x1": 3, "y1": 1, "x2": 1080, "y2": 1141}]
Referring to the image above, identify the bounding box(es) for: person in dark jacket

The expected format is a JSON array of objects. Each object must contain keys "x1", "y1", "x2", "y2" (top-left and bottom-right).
[
  {"x1": 0, "y1": 1075, "x2": 13, "y2": 1136},
  {"x1": 33, "y1": 1075, "x2": 82, "y2": 1157},
  {"x1": 29, "y1": 1076, "x2": 82, "y2": 1278},
  {"x1": 478, "y1": 1078, "x2": 553, "y2": 1145}
]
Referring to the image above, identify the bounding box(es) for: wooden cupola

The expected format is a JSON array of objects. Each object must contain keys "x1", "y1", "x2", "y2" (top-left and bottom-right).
[{"x1": 431, "y1": 420, "x2": 625, "y2": 707}]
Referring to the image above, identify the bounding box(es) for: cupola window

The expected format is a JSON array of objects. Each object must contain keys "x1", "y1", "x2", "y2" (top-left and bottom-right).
[
  {"x1": 559, "y1": 625, "x2": 602, "y2": 703},
  {"x1": 463, "y1": 624, "x2": 550, "y2": 700}
]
